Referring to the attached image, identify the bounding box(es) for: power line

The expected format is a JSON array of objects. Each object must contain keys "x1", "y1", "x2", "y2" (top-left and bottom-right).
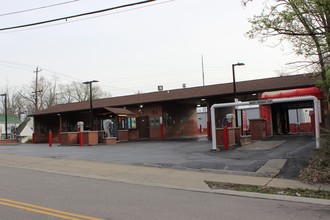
[
  {"x1": 0, "y1": 0, "x2": 80, "y2": 17},
  {"x1": 42, "y1": 68, "x2": 83, "y2": 82},
  {"x1": 0, "y1": 0, "x2": 156, "y2": 31},
  {"x1": 0, "y1": 59, "x2": 36, "y2": 69},
  {"x1": 0, "y1": 0, "x2": 174, "y2": 34}
]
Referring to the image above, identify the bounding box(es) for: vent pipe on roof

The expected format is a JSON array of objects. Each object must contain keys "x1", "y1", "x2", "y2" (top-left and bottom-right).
[
  {"x1": 158, "y1": 85, "x2": 163, "y2": 91},
  {"x1": 182, "y1": 83, "x2": 186, "y2": 88}
]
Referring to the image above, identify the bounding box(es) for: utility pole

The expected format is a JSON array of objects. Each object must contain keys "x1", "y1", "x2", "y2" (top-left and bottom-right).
[
  {"x1": 0, "y1": 93, "x2": 7, "y2": 139},
  {"x1": 201, "y1": 55, "x2": 205, "y2": 86},
  {"x1": 34, "y1": 67, "x2": 42, "y2": 112}
]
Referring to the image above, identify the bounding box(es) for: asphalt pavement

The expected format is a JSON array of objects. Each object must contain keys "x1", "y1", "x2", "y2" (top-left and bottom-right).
[
  {"x1": 0, "y1": 134, "x2": 316, "y2": 179},
  {"x1": 0, "y1": 134, "x2": 329, "y2": 206}
]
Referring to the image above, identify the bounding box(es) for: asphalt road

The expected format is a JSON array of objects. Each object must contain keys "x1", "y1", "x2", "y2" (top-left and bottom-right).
[
  {"x1": 0, "y1": 166, "x2": 328, "y2": 220},
  {"x1": 0, "y1": 134, "x2": 315, "y2": 179}
]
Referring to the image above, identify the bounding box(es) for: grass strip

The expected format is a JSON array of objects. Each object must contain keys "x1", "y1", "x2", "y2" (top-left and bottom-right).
[{"x1": 205, "y1": 181, "x2": 330, "y2": 200}]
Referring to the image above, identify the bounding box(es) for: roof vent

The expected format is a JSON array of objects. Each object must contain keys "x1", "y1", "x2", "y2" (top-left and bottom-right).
[
  {"x1": 182, "y1": 83, "x2": 186, "y2": 88},
  {"x1": 158, "y1": 85, "x2": 163, "y2": 91}
]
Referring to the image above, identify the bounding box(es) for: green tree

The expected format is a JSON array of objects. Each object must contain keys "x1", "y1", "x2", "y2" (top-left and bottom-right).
[{"x1": 245, "y1": 0, "x2": 330, "y2": 124}]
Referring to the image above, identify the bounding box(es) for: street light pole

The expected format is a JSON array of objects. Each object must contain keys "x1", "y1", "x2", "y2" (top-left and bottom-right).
[
  {"x1": 83, "y1": 80, "x2": 98, "y2": 130},
  {"x1": 232, "y1": 62, "x2": 245, "y2": 127},
  {"x1": 0, "y1": 94, "x2": 8, "y2": 139}
]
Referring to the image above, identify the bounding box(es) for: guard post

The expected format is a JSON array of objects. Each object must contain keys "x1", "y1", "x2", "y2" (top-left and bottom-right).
[
  {"x1": 79, "y1": 131, "x2": 83, "y2": 147},
  {"x1": 48, "y1": 130, "x2": 52, "y2": 147}
]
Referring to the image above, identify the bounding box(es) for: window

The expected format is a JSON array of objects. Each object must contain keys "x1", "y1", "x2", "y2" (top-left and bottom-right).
[
  {"x1": 128, "y1": 117, "x2": 137, "y2": 129},
  {"x1": 118, "y1": 116, "x2": 128, "y2": 130}
]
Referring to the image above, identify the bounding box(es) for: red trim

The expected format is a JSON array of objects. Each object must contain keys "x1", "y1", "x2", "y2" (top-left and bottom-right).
[{"x1": 261, "y1": 86, "x2": 322, "y2": 100}]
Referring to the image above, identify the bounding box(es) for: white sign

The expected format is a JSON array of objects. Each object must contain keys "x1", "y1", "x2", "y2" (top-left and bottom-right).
[{"x1": 249, "y1": 100, "x2": 273, "y2": 105}]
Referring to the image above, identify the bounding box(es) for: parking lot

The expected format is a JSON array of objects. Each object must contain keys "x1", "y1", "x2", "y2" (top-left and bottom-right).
[{"x1": 0, "y1": 134, "x2": 316, "y2": 179}]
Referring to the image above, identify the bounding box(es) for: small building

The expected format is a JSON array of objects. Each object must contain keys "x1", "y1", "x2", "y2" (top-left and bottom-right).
[
  {"x1": 0, "y1": 114, "x2": 21, "y2": 139},
  {"x1": 17, "y1": 117, "x2": 34, "y2": 143}
]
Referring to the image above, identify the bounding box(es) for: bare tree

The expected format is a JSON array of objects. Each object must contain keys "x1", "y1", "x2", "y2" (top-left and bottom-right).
[
  {"x1": 18, "y1": 75, "x2": 58, "y2": 112},
  {"x1": 58, "y1": 81, "x2": 110, "y2": 103},
  {"x1": 37, "y1": 76, "x2": 58, "y2": 109},
  {"x1": 2, "y1": 75, "x2": 111, "y2": 117}
]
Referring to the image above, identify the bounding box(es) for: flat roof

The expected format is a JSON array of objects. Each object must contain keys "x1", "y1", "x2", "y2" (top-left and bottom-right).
[{"x1": 33, "y1": 74, "x2": 318, "y2": 116}]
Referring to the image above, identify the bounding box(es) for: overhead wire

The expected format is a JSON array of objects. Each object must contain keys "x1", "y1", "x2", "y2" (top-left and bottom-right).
[
  {"x1": 0, "y1": 0, "x2": 81, "y2": 17},
  {"x1": 0, "y1": 0, "x2": 157, "y2": 31},
  {"x1": 0, "y1": 0, "x2": 174, "y2": 34}
]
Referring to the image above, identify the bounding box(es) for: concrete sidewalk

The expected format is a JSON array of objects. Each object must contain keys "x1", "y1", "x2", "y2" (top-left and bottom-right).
[{"x1": 0, "y1": 153, "x2": 328, "y2": 205}]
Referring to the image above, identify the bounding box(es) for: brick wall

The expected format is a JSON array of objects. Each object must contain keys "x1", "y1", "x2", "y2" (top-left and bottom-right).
[
  {"x1": 289, "y1": 123, "x2": 313, "y2": 133},
  {"x1": 59, "y1": 131, "x2": 98, "y2": 146},
  {"x1": 0, "y1": 139, "x2": 19, "y2": 144},
  {"x1": 128, "y1": 129, "x2": 139, "y2": 140},
  {"x1": 82, "y1": 131, "x2": 98, "y2": 146},
  {"x1": 127, "y1": 104, "x2": 163, "y2": 139},
  {"x1": 250, "y1": 119, "x2": 266, "y2": 140},
  {"x1": 215, "y1": 127, "x2": 237, "y2": 147},
  {"x1": 60, "y1": 132, "x2": 78, "y2": 145},
  {"x1": 162, "y1": 103, "x2": 199, "y2": 138},
  {"x1": 102, "y1": 137, "x2": 117, "y2": 144},
  {"x1": 118, "y1": 130, "x2": 129, "y2": 141}
]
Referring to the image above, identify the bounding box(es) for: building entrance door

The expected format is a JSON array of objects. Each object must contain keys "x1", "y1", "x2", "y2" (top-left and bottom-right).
[{"x1": 138, "y1": 116, "x2": 150, "y2": 138}]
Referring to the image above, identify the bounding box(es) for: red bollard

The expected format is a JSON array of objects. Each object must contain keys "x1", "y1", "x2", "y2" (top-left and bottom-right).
[
  {"x1": 32, "y1": 133, "x2": 35, "y2": 144},
  {"x1": 48, "y1": 130, "x2": 52, "y2": 147},
  {"x1": 79, "y1": 131, "x2": 83, "y2": 147},
  {"x1": 223, "y1": 126, "x2": 228, "y2": 150},
  {"x1": 159, "y1": 123, "x2": 164, "y2": 139}
]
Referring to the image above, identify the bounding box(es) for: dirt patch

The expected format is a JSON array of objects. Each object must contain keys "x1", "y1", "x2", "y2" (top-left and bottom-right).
[{"x1": 205, "y1": 181, "x2": 330, "y2": 200}]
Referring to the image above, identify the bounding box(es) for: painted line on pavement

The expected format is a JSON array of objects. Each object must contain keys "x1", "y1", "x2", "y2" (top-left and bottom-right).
[{"x1": 0, "y1": 198, "x2": 102, "y2": 220}]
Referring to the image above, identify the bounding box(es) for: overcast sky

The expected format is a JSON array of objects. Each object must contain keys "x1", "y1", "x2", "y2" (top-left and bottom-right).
[{"x1": 0, "y1": 0, "x2": 298, "y2": 97}]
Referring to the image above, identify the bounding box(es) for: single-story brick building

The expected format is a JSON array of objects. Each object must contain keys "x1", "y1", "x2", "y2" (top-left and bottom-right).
[{"x1": 31, "y1": 74, "x2": 322, "y2": 145}]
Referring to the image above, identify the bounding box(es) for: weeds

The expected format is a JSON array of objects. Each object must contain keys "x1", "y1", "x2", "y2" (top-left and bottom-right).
[{"x1": 299, "y1": 130, "x2": 330, "y2": 184}]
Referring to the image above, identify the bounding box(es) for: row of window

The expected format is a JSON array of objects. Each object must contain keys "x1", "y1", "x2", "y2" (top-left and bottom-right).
[{"x1": 118, "y1": 116, "x2": 137, "y2": 130}]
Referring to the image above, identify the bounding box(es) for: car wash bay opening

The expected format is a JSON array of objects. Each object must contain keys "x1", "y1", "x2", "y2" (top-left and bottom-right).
[{"x1": 211, "y1": 96, "x2": 321, "y2": 150}]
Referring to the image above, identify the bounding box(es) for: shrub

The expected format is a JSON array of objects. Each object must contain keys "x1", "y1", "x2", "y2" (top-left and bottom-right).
[{"x1": 299, "y1": 131, "x2": 330, "y2": 184}]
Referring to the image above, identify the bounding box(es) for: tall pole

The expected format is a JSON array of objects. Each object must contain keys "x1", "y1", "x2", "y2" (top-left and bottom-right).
[
  {"x1": 201, "y1": 55, "x2": 205, "y2": 86},
  {"x1": 89, "y1": 82, "x2": 93, "y2": 129},
  {"x1": 232, "y1": 62, "x2": 245, "y2": 127},
  {"x1": 83, "y1": 80, "x2": 98, "y2": 130},
  {"x1": 0, "y1": 94, "x2": 7, "y2": 139},
  {"x1": 34, "y1": 67, "x2": 42, "y2": 112},
  {"x1": 232, "y1": 64, "x2": 237, "y2": 100}
]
